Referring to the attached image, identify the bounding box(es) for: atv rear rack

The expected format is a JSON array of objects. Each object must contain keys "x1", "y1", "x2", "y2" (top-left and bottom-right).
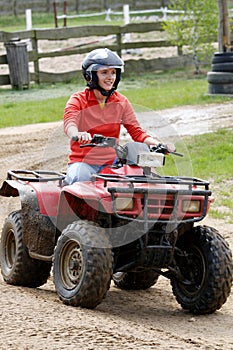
[{"x1": 6, "y1": 170, "x2": 65, "y2": 183}]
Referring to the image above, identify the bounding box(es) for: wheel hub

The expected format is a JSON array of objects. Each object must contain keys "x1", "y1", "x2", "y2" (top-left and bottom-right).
[
  {"x1": 5, "y1": 229, "x2": 16, "y2": 269},
  {"x1": 60, "y1": 241, "x2": 84, "y2": 289}
]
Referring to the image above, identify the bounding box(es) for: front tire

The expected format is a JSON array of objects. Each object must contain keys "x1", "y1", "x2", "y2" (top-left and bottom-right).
[
  {"x1": 53, "y1": 220, "x2": 113, "y2": 308},
  {"x1": 171, "y1": 226, "x2": 233, "y2": 314},
  {"x1": 0, "y1": 210, "x2": 51, "y2": 287}
]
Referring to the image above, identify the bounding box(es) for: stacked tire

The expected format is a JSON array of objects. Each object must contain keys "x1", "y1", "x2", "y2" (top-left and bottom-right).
[{"x1": 208, "y1": 52, "x2": 233, "y2": 94}]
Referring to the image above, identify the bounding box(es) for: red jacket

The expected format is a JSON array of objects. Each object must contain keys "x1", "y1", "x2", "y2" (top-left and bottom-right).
[{"x1": 64, "y1": 88, "x2": 150, "y2": 164}]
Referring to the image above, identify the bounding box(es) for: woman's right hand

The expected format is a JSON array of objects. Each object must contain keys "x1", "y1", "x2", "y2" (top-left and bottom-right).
[{"x1": 74, "y1": 132, "x2": 92, "y2": 143}]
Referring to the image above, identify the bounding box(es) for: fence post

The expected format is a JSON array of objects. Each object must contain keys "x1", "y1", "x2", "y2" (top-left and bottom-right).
[
  {"x1": 4, "y1": 39, "x2": 30, "y2": 90},
  {"x1": 53, "y1": 1, "x2": 58, "y2": 28},
  {"x1": 26, "y1": 9, "x2": 32, "y2": 50},
  {"x1": 116, "y1": 33, "x2": 122, "y2": 57},
  {"x1": 123, "y1": 4, "x2": 131, "y2": 43},
  {"x1": 13, "y1": 0, "x2": 17, "y2": 17},
  {"x1": 31, "y1": 35, "x2": 40, "y2": 84},
  {"x1": 63, "y1": 0, "x2": 67, "y2": 27}
]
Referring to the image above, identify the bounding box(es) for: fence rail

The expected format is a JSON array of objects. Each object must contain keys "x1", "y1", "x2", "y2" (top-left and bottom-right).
[
  {"x1": 0, "y1": 21, "x2": 201, "y2": 87},
  {"x1": 55, "y1": 6, "x2": 179, "y2": 27},
  {"x1": 0, "y1": 0, "x2": 170, "y2": 16}
]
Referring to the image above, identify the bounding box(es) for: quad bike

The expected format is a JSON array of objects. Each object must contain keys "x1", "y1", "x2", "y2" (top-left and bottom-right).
[{"x1": 0, "y1": 135, "x2": 232, "y2": 314}]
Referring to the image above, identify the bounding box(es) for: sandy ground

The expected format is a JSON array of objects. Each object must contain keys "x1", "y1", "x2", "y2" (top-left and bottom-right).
[{"x1": 0, "y1": 101, "x2": 233, "y2": 349}]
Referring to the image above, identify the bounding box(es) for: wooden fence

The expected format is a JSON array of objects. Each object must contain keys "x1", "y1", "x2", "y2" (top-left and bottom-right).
[{"x1": 0, "y1": 21, "x2": 197, "y2": 87}]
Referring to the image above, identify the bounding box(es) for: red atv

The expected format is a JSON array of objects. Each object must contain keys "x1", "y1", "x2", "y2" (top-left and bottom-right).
[{"x1": 0, "y1": 135, "x2": 232, "y2": 314}]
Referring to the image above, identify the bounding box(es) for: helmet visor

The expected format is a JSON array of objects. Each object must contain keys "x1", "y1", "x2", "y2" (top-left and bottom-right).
[{"x1": 86, "y1": 63, "x2": 124, "y2": 73}]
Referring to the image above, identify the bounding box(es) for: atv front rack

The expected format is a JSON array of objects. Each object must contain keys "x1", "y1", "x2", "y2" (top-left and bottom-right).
[
  {"x1": 93, "y1": 173, "x2": 210, "y2": 190},
  {"x1": 6, "y1": 170, "x2": 65, "y2": 183},
  {"x1": 93, "y1": 173, "x2": 212, "y2": 228}
]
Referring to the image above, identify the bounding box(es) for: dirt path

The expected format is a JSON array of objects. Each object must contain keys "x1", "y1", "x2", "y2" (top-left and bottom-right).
[{"x1": 0, "y1": 103, "x2": 233, "y2": 350}]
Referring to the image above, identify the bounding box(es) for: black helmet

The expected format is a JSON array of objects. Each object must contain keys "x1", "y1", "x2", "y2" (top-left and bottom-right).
[{"x1": 82, "y1": 48, "x2": 124, "y2": 96}]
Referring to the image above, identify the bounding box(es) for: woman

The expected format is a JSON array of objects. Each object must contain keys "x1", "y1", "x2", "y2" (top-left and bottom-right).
[{"x1": 64, "y1": 48, "x2": 170, "y2": 184}]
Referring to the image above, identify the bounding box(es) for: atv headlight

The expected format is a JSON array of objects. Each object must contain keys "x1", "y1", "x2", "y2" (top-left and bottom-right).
[
  {"x1": 137, "y1": 152, "x2": 164, "y2": 167},
  {"x1": 115, "y1": 198, "x2": 134, "y2": 211},
  {"x1": 182, "y1": 200, "x2": 201, "y2": 213}
]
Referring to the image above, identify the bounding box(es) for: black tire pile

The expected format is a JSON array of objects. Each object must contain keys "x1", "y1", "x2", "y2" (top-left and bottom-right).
[{"x1": 208, "y1": 52, "x2": 233, "y2": 94}]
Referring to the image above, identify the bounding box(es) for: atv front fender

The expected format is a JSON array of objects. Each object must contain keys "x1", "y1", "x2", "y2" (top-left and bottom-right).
[{"x1": 55, "y1": 181, "x2": 111, "y2": 233}]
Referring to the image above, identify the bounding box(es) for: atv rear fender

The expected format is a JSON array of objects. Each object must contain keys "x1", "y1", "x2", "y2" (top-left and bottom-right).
[{"x1": 0, "y1": 179, "x2": 57, "y2": 261}]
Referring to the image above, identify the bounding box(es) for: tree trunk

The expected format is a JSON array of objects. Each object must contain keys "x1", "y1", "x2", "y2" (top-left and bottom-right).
[{"x1": 218, "y1": 0, "x2": 231, "y2": 52}]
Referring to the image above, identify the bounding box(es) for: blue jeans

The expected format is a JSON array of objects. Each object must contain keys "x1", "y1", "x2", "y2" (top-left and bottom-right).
[{"x1": 64, "y1": 162, "x2": 105, "y2": 185}]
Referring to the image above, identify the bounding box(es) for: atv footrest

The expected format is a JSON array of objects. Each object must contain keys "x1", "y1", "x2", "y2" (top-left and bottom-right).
[{"x1": 141, "y1": 245, "x2": 174, "y2": 268}]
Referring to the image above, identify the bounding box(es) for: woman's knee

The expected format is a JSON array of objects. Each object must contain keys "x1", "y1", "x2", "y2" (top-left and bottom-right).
[{"x1": 65, "y1": 162, "x2": 93, "y2": 184}]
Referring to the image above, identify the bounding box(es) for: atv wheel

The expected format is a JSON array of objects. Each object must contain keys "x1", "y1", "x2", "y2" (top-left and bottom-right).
[
  {"x1": 113, "y1": 270, "x2": 159, "y2": 290},
  {"x1": 53, "y1": 220, "x2": 113, "y2": 308},
  {"x1": 0, "y1": 210, "x2": 52, "y2": 287},
  {"x1": 171, "y1": 225, "x2": 233, "y2": 315}
]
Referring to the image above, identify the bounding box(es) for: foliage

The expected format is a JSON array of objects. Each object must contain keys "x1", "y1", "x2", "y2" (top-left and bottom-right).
[{"x1": 163, "y1": 0, "x2": 218, "y2": 73}]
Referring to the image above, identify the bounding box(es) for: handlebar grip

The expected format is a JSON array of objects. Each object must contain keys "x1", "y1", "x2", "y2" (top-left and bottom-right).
[
  {"x1": 151, "y1": 144, "x2": 183, "y2": 157},
  {"x1": 170, "y1": 151, "x2": 183, "y2": 157},
  {"x1": 80, "y1": 144, "x2": 96, "y2": 148}
]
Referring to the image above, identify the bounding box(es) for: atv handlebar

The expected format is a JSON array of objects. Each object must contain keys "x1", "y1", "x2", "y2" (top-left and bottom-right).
[
  {"x1": 150, "y1": 144, "x2": 183, "y2": 157},
  {"x1": 77, "y1": 134, "x2": 117, "y2": 148},
  {"x1": 74, "y1": 134, "x2": 183, "y2": 157}
]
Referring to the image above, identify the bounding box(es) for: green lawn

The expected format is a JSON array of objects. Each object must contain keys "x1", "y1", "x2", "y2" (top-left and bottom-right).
[
  {"x1": 0, "y1": 71, "x2": 232, "y2": 127},
  {"x1": 160, "y1": 128, "x2": 233, "y2": 223}
]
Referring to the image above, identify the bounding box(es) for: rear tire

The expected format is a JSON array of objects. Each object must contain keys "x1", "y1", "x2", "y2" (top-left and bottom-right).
[
  {"x1": 113, "y1": 270, "x2": 159, "y2": 290},
  {"x1": 171, "y1": 226, "x2": 233, "y2": 314},
  {"x1": 53, "y1": 220, "x2": 113, "y2": 308},
  {"x1": 0, "y1": 211, "x2": 51, "y2": 287}
]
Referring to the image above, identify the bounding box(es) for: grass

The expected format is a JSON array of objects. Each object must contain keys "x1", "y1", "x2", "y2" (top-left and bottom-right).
[
  {"x1": 0, "y1": 96, "x2": 67, "y2": 127},
  {"x1": 123, "y1": 78, "x2": 207, "y2": 110},
  {"x1": 0, "y1": 12, "x2": 124, "y2": 32},
  {"x1": 0, "y1": 69, "x2": 233, "y2": 127},
  {"x1": 160, "y1": 128, "x2": 233, "y2": 223},
  {"x1": 163, "y1": 129, "x2": 233, "y2": 179}
]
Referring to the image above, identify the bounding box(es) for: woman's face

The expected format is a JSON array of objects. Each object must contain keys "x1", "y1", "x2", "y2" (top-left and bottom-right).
[{"x1": 96, "y1": 68, "x2": 116, "y2": 91}]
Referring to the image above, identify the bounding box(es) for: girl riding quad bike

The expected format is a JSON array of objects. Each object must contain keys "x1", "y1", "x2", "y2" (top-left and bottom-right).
[{"x1": 63, "y1": 48, "x2": 175, "y2": 185}]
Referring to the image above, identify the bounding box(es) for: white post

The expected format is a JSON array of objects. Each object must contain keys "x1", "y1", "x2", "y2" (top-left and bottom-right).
[
  {"x1": 123, "y1": 4, "x2": 131, "y2": 42},
  {"x1": 162, "y1": 7, "x2": 167, "y2": 21},
  {"x1": 26, "y1": 9, "x2": 32, "y2": 50},
  {"x1": 105, "y1": 8, "x2": 112, "y2": 22},
  {"x1": 26, "y1": 9, "x2": 32, "y2": 30}
]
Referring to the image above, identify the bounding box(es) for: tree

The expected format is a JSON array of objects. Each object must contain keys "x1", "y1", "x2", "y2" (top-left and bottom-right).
[{"x1": 164, "y1": 0, "x2": 218, "y2": 73}]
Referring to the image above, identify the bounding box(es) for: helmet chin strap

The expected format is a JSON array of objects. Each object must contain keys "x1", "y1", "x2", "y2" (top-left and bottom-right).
[
  {"x1": 97, "y1": 86, "x2": 115, "y2": 97},
  {"x1": 87, "y1": 72, "x2": 117, "y2": 98}
]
